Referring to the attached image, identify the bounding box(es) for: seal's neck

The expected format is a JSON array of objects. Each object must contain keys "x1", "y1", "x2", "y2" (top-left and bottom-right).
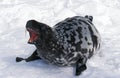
[{"x1": 34, "y1": 27, "x2": 57, "y2": 50}]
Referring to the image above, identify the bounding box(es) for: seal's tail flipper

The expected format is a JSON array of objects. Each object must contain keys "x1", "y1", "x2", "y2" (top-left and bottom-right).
[
  {"x1": 16, "y1": 57, "x2": 25, "y2": 62},
  {"x1": 85, "y1": 15, "x2": 93, "y2": 22}
]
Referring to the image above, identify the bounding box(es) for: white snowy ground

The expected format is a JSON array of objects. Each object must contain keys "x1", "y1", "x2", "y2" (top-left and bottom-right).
[{"x1": 0, "y1": 0, "x2": 120, "y2": 78}]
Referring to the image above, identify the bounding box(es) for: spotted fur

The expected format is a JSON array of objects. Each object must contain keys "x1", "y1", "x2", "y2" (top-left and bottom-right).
[{"x1": 26, "y1": 16, "x2": 101, "y2": 66}]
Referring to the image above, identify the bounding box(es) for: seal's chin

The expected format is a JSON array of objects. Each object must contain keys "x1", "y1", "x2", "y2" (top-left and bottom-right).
[{"x1": 27, "y1": 28, "x2": 39, "y2": 44}]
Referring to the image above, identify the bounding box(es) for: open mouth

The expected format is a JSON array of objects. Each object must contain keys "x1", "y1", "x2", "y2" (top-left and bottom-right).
[{"x1": 27, "y1": 28, "x2": 39, "y2": 44}]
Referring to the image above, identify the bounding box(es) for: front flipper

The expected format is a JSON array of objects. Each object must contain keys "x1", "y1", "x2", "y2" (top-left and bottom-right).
[
  {"x1": 16, "y1": 50, "x2": 41, "y2": 62},
  {"x1": 75, "y1": 57, "x2": 87, "y2": 76}
]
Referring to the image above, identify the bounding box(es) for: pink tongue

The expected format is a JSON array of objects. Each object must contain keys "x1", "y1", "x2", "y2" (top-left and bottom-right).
[{"x1": 28, "y1": 32, "x2": 38, "y2": 43}]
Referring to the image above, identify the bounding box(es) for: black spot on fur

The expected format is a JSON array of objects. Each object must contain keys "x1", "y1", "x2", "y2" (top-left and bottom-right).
[
  {"x1": 75, "y1": 41, "x2": 82, "y2": 51},
  {"x1": 70, "y1": 49, "x2": 74, "y2": 52},
  {"x1": 67, "y1": 35, "x2": 75, "y2": 44},
  {"x1": 66, "y1": 18, "x2": 73, "y2": 22},
  {"x1": 84, "y1": 27, "x2": 86, "y2": 29},
  {"x1": 92, "y1": 35, "x2": 98, "y2": 48},
  {"x1": 65, "y1": 34, "x2": 69, "y2": 38},
  {"x1": 72, "y1": 22, "x2": 78, "y2": 26},
  {"x1": 67, "y1": 53, "x2": 74, "y2": 59},
  {"x1": 88, "y1": 48, "x2": 94, "y2": 58},
  {"x1": 88, "y1": 25, "x2": 94, "y2": 35},
  {"x1": 78, "y1": 21, "x2": 82, "y2": 25},
  {"x1": 85, "y1": 37, "x2": 88, "y2": 41},
  {"x1": 81, "y1": 48, "x2": 87, "y2": 54},
  {"x1": 87, "y1": 42, "x2": 92, "y2": 45},
  {"x1": 76, "y1": 27, "x2": 83, "y2": 38},
  {"x1": 77, "y1": 27, "x2": 82, "y2": 32}
]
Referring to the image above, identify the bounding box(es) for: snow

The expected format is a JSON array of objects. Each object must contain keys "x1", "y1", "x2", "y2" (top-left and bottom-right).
[{"x1": 0, "y1": 0, "x2": 120, "y2": 78}]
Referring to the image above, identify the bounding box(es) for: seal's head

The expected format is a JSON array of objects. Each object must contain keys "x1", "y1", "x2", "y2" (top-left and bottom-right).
[{"x1": 26, "y1": 20, "x2": 53, "y2": 45}]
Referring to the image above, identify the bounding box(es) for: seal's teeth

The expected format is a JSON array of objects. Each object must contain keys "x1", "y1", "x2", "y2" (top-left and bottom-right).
[{"x1": 28, "y1": 39, "x2": 32, "y2": 43}]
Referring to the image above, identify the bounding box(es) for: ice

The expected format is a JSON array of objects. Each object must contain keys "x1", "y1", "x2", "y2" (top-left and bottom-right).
[{"x1": 0, "y1": 0, "x2": 120, "y2": 78}]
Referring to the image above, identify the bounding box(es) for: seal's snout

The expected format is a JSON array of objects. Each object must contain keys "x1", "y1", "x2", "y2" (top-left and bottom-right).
[{"x1": 26, "y1": 20, "x2": 42, "y2": 45}]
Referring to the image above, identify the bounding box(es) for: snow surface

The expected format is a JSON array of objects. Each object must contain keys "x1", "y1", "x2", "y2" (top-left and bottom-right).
[{"x1": 0, "y1": 0, "x2": 120, "y2": 78}]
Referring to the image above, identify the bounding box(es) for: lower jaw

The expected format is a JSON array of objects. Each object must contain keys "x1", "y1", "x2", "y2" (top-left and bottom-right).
[{"x1": 28, "y1": 41, "x2": 34, "y2": 44}]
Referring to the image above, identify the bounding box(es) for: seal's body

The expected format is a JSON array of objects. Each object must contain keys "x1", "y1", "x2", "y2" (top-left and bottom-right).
[{"x1": 16, "y1": 15, "x2": 101, "y2": 76}]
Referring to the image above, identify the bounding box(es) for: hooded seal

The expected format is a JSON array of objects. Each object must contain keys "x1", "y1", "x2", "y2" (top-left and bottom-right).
[{"x1": 16, "y1": 15, "x2": 101, "y2": 76}]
